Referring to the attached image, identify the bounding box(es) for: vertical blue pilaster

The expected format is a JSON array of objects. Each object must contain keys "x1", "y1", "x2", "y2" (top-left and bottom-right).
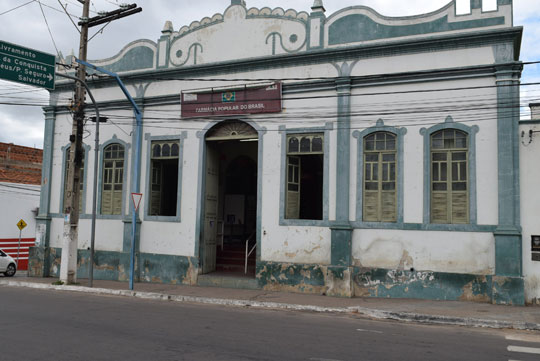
[
  {"x1": 29, "y1": 107, "x2": 56, "y2": 277},
  {"x1": 470, "y1": 0, "x2": 482, "y2": 10},
  {"x1": 331, "y1": 76, "x2": 352, "y2": 267},
  {"x1": 493, "y1": 64, "x2": 524, "y2": 304}
]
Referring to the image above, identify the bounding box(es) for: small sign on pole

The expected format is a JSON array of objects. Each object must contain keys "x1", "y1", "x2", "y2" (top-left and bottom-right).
[
  {"x1": 16, "y1": 219, "x2": 27, "y2": 267},
  {"x1": 131, "y1": 193, "x2": 143, "y2": 212},
  {"x1": 17, "y1": 219, "x2": 27, "y2": 231}
]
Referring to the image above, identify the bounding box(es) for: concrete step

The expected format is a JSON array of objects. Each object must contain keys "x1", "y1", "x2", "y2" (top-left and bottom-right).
[
  {"x1": 216, "y1": 263, "x2": 256, "y2": 274},
  {"x1": 197, "y1": 273, "x2": 260, "y2": 290}
]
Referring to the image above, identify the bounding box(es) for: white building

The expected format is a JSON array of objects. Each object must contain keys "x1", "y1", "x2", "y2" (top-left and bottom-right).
[
  {"x1": 0, "y1": 142, "x2": 42, "y2": 271},
  {"x1": 30, "y1": 0, "x2": 536, "y2": 304}
]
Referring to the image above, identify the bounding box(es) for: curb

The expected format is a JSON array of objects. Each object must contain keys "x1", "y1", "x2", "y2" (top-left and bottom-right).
[{"x1": 2, "y1": 280, "x2": 539, "y2": 331}]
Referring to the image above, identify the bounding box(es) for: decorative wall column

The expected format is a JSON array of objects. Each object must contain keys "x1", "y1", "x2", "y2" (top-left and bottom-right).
[
  {"x1": 156, "y1": 21, "x2": 173, "y2": 69},
  {"x1": 122, "y1": 97, "x2": 145, "y2": 281},
  {"x1": 330, "y1": 77, "x2": 353, "y2": 267},
  {"x1": 493, "y1": 64, "x2": 524, "y2": 305},
  {"x1": 29, "y1": 107, "x2": 56, "y2": 277},
  {"x1": 307, "y1": 0, "x2": 326, "y2": 50},
  {"x1": 325, "y1": 68, "x2": 355, "y2": 297}
]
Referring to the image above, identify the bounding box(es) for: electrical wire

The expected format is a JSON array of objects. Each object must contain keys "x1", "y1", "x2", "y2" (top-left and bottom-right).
[
  {"x1": 57, "y1": 0, "x2": 81, "y2": 32},
  {"x1": 0, "y1": 0, "x2": 36, "y2": 16},
  {"x1": 37, "y1": 0, "x2": 62, "y2": 59}
]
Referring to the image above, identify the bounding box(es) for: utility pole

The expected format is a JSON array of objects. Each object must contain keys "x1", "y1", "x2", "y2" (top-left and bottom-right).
[
  {"x1": 60, "y1": 0, "x2": 90, "y2": 284},
  {"x1": 60, "y1": 2, "x2": 142, "y2": 284}
]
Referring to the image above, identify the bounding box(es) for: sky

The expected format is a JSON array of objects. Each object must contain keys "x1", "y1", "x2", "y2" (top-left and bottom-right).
[{"x1": 0, "y1": 0, "x2": 539, "y2": 148}]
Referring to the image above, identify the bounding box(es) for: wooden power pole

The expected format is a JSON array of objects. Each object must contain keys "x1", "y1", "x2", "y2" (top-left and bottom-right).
[
  {"x1": 60, "y1": 1, "x2": 142, "y2": 284},
  {"x1": 60, "y1": 0, "x2": 90, "y2": 284}
]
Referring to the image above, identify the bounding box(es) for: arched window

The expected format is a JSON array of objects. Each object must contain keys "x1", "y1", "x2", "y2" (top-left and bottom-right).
[
  {"x1": 363, "y1": 132, "x2": 397, "y2": 222},
  {"x1": 285, "y1": 133, "x2": 324, "y2": 220},
  {"x1": 430, "y1": 129, "x2": 468, "y2": 224},
  {"x1": 150, "y1": 140, "x2": 180, "y2": 216},
  {"x1": 101, "y1": 143, "x2": 125, "y2": 215}
]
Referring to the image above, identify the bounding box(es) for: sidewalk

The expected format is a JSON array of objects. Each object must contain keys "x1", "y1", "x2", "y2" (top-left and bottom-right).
[{"x1": 2, "y1": 273, "x2": 540, "y2": 331}]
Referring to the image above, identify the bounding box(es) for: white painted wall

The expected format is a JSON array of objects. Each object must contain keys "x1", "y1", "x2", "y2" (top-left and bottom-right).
[
  {"x1": 520, "y1": 123, "x2": 540, "y2": 302},
  {"x1": 352, "y1": 229, "x2": 495, "y2": 274},
  {"x1": 44, "y1": 0, "x2": 517, "y2": 283},
  {"x1": 0, "y1": 182, "x2": 40, "y2": 240}
]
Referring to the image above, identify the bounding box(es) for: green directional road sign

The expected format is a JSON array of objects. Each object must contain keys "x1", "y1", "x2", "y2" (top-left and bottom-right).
[{"x1": 0, "y1": 40, "x2": 55, "y2": 90}]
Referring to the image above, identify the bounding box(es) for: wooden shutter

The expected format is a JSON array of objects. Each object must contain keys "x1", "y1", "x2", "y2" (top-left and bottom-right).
[
  {"x1": 112, "y1": 162, "x2": 123, "y2": 215},
  {"x1": 363, "y1": 133, "x2": 397, "y2": 222},
  {"x1": 363, "y1": 191, "x2": 378, "y2": 221},
  {"x1": 102, "y1": 187, "x2": 113, "y2": 215},
  {"x1": 430, "y1": 130, "x2": 469, "y2": 224},
  {"x1": 286, "y1": 156, "x2": 300, "y2": 219},
  {"x1": 381, "y1": 190, "x2": 396, "y2": 222},
  {"x1": 431, "y1": 192, "x2": 448, "y2": 223},
  {"x1": 451, "y1": 192, "x2": 468, "y2": 224},
  {"x1": 150, "y1": 161, "x2": 162, "y2": 215}
]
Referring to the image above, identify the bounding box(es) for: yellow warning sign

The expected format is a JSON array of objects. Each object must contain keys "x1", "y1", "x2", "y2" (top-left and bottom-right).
[{"x1": 17, "y1": 219, "x2": 27, "y2": 231}]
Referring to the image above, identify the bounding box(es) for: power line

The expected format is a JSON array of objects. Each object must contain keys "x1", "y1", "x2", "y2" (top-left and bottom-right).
[
  {"x1": 0, "y1": 0, "x2": 36, "y2": 16},
  {"x1": 3, "y1": 80, "x2": 540, "y2": 108},
  {"x1": 37, "y1": 0, "x2": 62, "y2": 59}
]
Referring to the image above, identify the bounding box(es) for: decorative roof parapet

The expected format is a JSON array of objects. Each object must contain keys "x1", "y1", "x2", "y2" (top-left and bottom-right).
[
  {"x1": 246, "y1": 7, "x2": 309, "y2": 22},
  {"x1": 311, "y1": 0, "x2": 326, "y2": 14},
  {"x1": 162, "y1": 21, "x2": 174, "y2": 35}
]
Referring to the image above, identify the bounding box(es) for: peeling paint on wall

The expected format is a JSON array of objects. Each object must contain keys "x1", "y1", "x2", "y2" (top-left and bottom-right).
[
  {"x1": 28, "y1": 247, "x2": 198, "y2": 286},
  {"x1": 353, "y1": 268, "x2": 493, "y2": 302}
]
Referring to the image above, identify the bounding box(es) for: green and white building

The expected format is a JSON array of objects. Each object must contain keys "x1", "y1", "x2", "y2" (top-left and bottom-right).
[{"x1": 30, "y1": 0, "x2": 539, "y2": 305}]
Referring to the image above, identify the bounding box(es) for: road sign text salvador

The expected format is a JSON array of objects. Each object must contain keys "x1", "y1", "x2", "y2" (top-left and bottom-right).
[{"x1": 0, "y1": 41, "x2": 55, "y2": 90}]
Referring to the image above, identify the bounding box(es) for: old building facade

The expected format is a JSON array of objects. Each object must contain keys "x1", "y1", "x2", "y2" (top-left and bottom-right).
[{"x1": 30, "y1": 0, "x2": 537, "y2": 304}]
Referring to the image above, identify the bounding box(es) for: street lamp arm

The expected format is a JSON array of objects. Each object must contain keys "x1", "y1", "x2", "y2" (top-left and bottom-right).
[{"x1": 74, "y1": 59, "x2": 143, "y2": 117}]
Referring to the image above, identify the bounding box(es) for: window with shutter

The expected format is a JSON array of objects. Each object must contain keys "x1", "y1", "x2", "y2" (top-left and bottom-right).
[
  {"x1": 430, "y1": 129, "x2": 469, "y2": 224},
  {"x1": 149, "y1": 140, "x2": 180, "y2": 216},
  {"x1": 363, "y1": 132, "x2": 397, "y2": 222},
  {"x1": 285, "y1": 134, "x2": 324, "y2": 220},
  {"x1": 101, "y1": 144, "x2": 125, "y2": 215}
]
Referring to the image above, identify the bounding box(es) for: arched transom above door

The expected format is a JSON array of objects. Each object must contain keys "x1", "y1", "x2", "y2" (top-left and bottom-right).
[{"x1": 206, "y1": 120, "x2": 258, "y2": 141}]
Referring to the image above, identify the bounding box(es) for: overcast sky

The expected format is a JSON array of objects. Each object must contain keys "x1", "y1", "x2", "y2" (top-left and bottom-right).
[{"x1": 1, "y1": 0, "x2": 539, "y2": 148}]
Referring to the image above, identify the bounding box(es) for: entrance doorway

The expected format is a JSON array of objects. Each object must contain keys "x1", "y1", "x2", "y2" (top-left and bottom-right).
[{"x1": 201, "y1": 120, "x2": 258, "y2": 277}]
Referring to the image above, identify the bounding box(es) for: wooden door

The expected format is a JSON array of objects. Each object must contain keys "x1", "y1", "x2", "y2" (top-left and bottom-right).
[{"x1": 202, "y1": 143, "x2": 219, "y2": 273}]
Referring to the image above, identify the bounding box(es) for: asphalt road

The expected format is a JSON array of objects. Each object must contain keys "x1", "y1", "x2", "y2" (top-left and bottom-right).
[{"x1": 1, "y1": 287, "x2": 539, "y2": 361}]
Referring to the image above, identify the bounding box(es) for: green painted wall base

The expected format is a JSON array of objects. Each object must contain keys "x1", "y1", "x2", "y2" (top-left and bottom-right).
[
  {"x1": 354, "y1": 268, "x2": 525, "y2": 305},
  {"x1": 28, "y1": 247, "x2": 198, "y2": 286},
  {"x1": 256, "y1": 262, "x2": 353, "y2": 297},
  {"x1": 330, "y1": 225, "x2": 353, "y2": 266},
  {"x1": 28, "y1": 249, "x2": 524, "y2": 305},
  {"x1": 491, "y1": 275, "x2": 525, "y2": 306},
  {"x1": 28, "y1": 246, "x2": 51, "y2": 278},
  {"x1": 255, "y1": 262, "x2": 525, "y2": 304}
]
